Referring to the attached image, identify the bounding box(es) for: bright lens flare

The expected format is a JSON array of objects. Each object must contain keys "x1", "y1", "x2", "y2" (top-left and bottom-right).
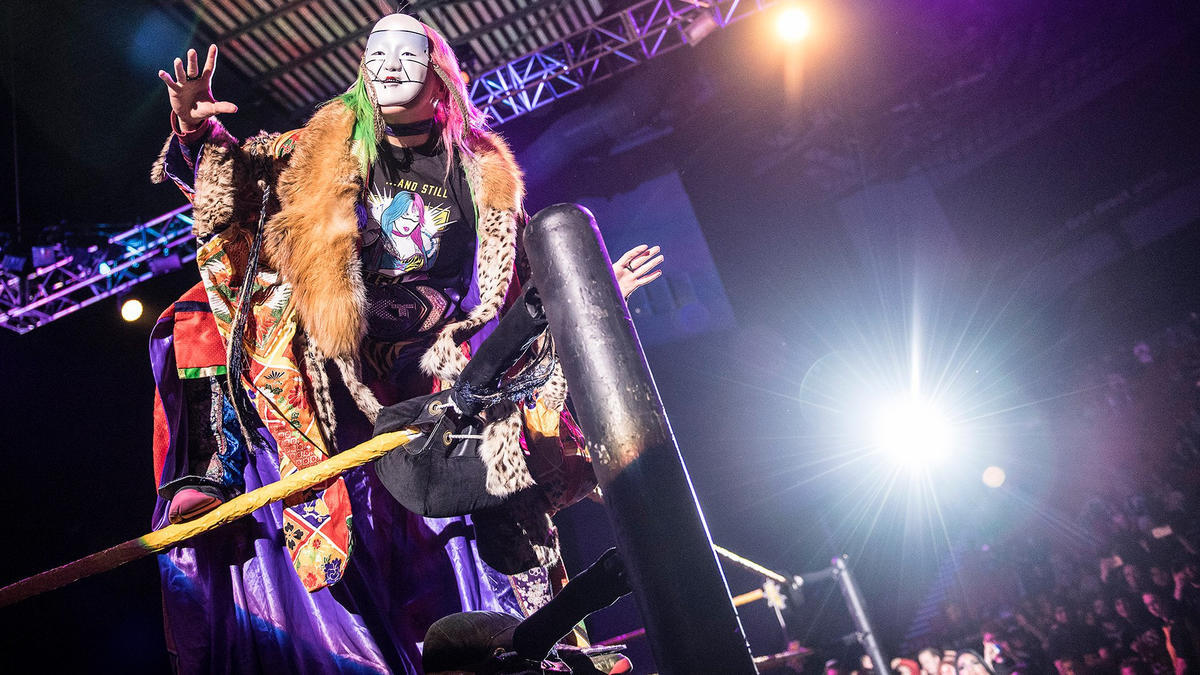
[
  {"x1": 121, "y1": 298, "x2": 144, "y2": 322},
  {"x1": 982, "y1": 466, "x2": 1006, "y2": 488},
  {"x1": 872, "y1": 396, "x2": 952, "y2": 467},
  {"x1": 777, "y1": 7, "x2": 812, "y2": 42}
]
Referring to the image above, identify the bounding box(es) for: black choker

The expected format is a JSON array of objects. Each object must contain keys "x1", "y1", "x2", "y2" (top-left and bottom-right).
[{"x1": 385, "y1": 119, "x2": 434, "y2": 136}]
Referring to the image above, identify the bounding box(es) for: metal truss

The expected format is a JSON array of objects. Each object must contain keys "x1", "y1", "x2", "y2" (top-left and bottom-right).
[
  {"x1": 0, "y1": 206, "x2": 196, "y2": 334},
  {"x1": 3, "y1": 0, "x2": 777, "y2": 333},
  {"x1": 470, "y1": 0, "x2": 779, "y2": 124}
]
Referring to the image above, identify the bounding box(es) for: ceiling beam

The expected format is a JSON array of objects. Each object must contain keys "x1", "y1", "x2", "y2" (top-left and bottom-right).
[{"x1": 216, "y1": 0, "x2": 324, "y2": 44}]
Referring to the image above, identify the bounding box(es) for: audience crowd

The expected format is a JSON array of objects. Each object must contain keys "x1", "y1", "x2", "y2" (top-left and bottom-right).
[
  {"x1": 898, "y1": 481, "x2": 1200, "y2": 675},
  {"x1": 826, "y1": 318, "x2": 1200, "y2": 675}
]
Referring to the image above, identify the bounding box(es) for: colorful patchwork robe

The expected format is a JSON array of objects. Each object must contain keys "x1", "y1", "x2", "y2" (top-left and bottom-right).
[{"x1": 149, "y1": 102, "x2": 594, "y2": 672}]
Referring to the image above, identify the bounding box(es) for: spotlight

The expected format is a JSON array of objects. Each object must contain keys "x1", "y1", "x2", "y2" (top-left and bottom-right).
[
  {"x1": 32, "y1": 245, "x2": 59, "y2": 268},
  {"x1": 121, "y1": 298, "x2": 144, "y2": 322},
  {"x1": 684, "y1": 12, "x2": 719, "y2": 45},
  {"x1": 872, "y1": 395, "x2": 952, "y2": 467},
  {"x1": 982, "y1": 466, "x2": 1006, "y2": 488},
  {"x1": 777, "y1": 7, "x2": 812, "y2": 43},
  {"x1": 2, "y1": 254, "x2": 27, "y2": 273}
]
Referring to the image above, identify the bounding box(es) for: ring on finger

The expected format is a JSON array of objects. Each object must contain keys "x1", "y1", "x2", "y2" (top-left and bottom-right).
[
  {"x1": 186, "y1": 73, "x2": 200, "y2": 81},
  {"x1": 625, "y1": 262, "x2": 637, "y2": 272}
]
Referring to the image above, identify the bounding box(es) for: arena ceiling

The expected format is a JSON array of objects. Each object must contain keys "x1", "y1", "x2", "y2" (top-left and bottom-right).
[{"x1": 156, "y1": 0, "x2": 611, "y2": 113}]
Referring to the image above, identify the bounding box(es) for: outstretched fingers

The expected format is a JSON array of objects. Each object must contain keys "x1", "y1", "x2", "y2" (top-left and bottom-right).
[
  {"x1": 614, "y1": 244, "x2": 664, "y2": 297},
  {"x1": 614, "y1": 244, "x2": 649, "y2": 270},
  {"x1": 631, "y1": 265, "x2": 663, "y2": 288},
  {"x1": 201, "y1": 44, "x2": 218, "y2": 80},
  {"x1": 157, "y1": 69, "x2": 182, "y2": 90},
  {"x1": 186, "y1": 48, "x2": 200, "y2": 80},
  {"x1": 629, "y1": 245, "x2": 663, "y2": 274}
]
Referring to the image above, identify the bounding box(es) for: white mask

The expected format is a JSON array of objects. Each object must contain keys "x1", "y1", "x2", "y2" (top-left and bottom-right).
[{"x1": 363, "y1": 14, "x2": 431, "y2": 108}]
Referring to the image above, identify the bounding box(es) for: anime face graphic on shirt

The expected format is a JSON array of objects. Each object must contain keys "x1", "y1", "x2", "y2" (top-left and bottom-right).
[{"x1": 368, "y1": 190, "x2": 452, "y2": 275}]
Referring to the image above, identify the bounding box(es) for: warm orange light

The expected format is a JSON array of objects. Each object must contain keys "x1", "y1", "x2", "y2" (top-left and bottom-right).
[
  {"x1": 982, "y1": 466, "x2": 1006, "y2": 488},
  {"x1": 777, "y1": 7, "x2": 812, "y2": 43},
  {"x1": 121, "y1": 298, "x2": 144, "y2": 322}
]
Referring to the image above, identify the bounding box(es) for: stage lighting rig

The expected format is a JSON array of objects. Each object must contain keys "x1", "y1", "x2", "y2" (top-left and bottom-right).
[
  {"x1": 2, "y1": 253, "x2": 27, "y2": 274},
  {"x1": 0, "y1": 205, "x2": 195, "y2": 334},
  {"x1": 684, "y1": 11, "x2": 719, "y2": 45}
]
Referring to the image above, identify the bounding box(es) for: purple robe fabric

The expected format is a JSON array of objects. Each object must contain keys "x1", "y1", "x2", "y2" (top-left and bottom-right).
[{"x1": 150, "y1": 314, "x2": 525, "y2": 674}]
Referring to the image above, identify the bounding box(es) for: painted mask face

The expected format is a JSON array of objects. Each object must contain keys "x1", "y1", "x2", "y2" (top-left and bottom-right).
[{"x1": 364, "y1": 14, "x2": 431, "y2": 108}]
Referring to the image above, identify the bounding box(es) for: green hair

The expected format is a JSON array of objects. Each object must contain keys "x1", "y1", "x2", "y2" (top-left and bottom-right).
[{"x1": 333, "y1": 72, "x2": 379, "y2": 177}]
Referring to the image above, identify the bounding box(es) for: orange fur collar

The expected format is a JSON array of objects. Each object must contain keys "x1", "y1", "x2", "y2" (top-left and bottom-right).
[{"x1": 263, "y1": 102, "x2": 524, "y2": 362}]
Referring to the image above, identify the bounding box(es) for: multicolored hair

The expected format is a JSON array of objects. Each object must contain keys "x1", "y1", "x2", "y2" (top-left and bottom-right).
[
  {"x1": 330, "y1": 16, "x2": 489, "y2": 180},
  {"x1": 333, "y1": 72, "x2": 382, "y2": 175}
]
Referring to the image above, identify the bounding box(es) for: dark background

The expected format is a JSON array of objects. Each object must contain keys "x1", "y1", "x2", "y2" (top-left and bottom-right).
[{"x1": 2, "y1": 1, "x2": 1200, "y2": 671}]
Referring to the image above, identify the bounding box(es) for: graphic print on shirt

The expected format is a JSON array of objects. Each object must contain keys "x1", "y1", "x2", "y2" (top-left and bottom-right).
[{"x1": 367, "y1": 189, "x2": 454, "y2": 276}]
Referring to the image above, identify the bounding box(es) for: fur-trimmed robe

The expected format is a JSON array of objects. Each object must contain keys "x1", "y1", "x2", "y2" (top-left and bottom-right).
[
  {"x1": 153, "y1": 101, "x2": 524, "y2": 377},
  {"x1": 152, "y1": 102, "x2": 587, "y2": 573}
]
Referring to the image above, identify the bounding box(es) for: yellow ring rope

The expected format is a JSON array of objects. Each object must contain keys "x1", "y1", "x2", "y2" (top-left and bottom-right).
[{"x1": 0, "y1": 429, "x2": 418, "y2": 608}]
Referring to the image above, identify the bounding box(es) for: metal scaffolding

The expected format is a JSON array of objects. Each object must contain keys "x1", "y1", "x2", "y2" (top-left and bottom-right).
[
  {"x1": 1, "y1": 0, "x2": 777, "y2": 334},
  {"x1": 0, "y1": 207, "x2": 196, "y2": 334},
  {"x1": 470, "y1": 0, "x2": 779, "y2": 123}
]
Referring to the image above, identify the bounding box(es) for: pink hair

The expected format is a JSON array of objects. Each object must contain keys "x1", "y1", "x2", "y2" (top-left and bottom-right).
[{"x1": 422, "y1": 21, "x2": 489, "y2": 175}]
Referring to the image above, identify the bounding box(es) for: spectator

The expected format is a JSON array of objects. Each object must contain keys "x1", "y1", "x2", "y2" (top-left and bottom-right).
[
  {"x1": 937, "y1": 603, "x2": 979, "y2": 648},
  {"x1": 1149, "y1": 564, "x2": 1175, "y2": 594},
  {"x1": 1110, "y1": 514, "x2": 1152, "y2": 570},
  {"x1": 1115, "y1": 593, "x2": 1158, "y2": 638},
  {"x1": 1130, "y1": 626, "x2": 1174, "y2": 672},
  {"x1": 1142, "y1": 589, "x2": 1200, "y2": 672},
  {"x1": 1047, "y1": 604, "x2": 1104, "y2": 663},
  {"x1": 1093, "y1": 596, "x2": 1133, "y2": 647},
  {"x1": 1117, "y1": 656, "x2": 1153, "y2": 675},
  {"x1": 938, "y1": 650, "x2": 959, "y2": 675},
  {"x1": 1123, "y1": 563, "x2": 1150, "y2": 596},
  {"x1": 1173, "y1": 558, "x2": 1200, "y2": 617},
  {"x1": 1052, "y1": 657, "x2": 1082, "y2": 675},
  {"x1": 824, "y1": 658, "x2": 848, "y2": 675},
  {"x1": 955, "y1": 649, "x2": 994, "y2": 674},
  {"x1": 917, "y1": 647, "x2": 944, "y2": 675},
  {"x1": 880, "y1": 322, "x2": 1200, "y2": 675},
  {"x1": 854, "y1": 653, "x2": 877, "y2": 674}
]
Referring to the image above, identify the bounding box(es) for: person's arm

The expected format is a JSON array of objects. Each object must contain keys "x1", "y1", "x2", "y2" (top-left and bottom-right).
[
  {"x1": 152, "y1": 45, "x2": 240, "y2": 197},
  {"x1": 1175, "y1": 531, "x2": 1198, "y2": 556},
  {"x1": 1016, "y1": 612, "x2": 1050, "y2": 650}
]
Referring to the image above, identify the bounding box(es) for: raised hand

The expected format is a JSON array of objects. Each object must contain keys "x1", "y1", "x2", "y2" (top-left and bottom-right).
[
  {"x1": 157, "y1": 44, "x2": 238, "y2": 133},
  {"x1": 613, "y1": 244, "x2": 664, "y2": 299}
]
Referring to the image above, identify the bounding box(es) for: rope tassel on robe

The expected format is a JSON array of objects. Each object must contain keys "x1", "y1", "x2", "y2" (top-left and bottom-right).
[{"x1": 0, "y1": 429, "x2": 418, "y2": 609}]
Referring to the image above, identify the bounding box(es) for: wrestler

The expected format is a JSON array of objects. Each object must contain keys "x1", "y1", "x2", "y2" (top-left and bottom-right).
[{"x1": 149, "y1": 13, "x2": 660, "y2": 672}]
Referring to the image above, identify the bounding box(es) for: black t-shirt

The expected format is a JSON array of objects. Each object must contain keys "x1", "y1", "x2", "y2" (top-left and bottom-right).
[
  {"x1": 362, "y1": 138, "x2": 475, "y2": 281},
  {"x1": 358, "y1": 138, "x2": 476, "y2": 346}
]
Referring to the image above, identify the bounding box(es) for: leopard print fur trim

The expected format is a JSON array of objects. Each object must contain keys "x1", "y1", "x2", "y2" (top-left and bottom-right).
[
  {"x1": 538, "y1": 361, "x2": 568, "y2": 413},
  {"x1": 479, "y1": 401, "x2": 536, "y2": 497},
  {"x1": 151, "y1": 121, "x2": 279, "y2": 240},
  {"x1": 420, "y1": 206, "x2": 517, "y2": 381}
]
